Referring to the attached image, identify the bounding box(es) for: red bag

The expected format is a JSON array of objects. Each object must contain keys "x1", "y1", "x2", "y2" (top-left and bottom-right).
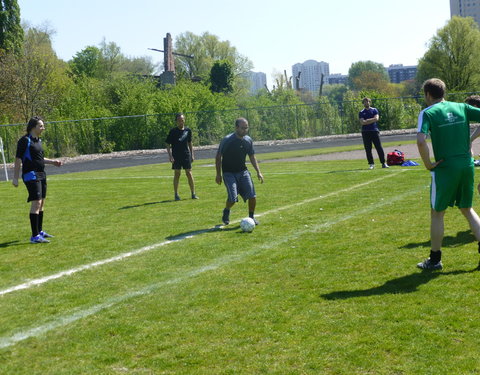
[{"x1": 387, "y1": 149, "x2": 405, "y2": 166}]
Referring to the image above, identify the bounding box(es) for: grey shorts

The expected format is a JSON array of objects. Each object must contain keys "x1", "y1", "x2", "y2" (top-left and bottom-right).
[{"x1": 223, "y1": 170, "x2": 256, "y2": 202}]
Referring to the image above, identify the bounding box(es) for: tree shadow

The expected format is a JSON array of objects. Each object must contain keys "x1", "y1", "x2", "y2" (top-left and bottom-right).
[
  {"x1": 119, "y1": 200, "x2": 173, "y2": 210},
  {"x1": 321, "y1": 267, "x2": 479, "y2": 300},
  {"x1": 0, "y1": 240, "x2": 21, "y2": 248},
  {"x1": 400, "y1": 230, "x2": 475, "y2": 250}
]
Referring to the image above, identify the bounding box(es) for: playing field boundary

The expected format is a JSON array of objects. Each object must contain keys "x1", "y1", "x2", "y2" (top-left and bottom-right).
[{"x1": 0, "y1": 171, "x2": 405, "y2": 298}]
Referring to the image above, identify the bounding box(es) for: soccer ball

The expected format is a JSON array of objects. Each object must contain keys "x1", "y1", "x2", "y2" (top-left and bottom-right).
[{"x1": 240, "y1": 217, "x2": 256, "y2": 232}]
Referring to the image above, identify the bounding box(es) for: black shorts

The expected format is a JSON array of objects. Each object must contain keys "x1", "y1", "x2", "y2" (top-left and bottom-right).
[
  {"x1": 24, "y1": 178, "x2": 47, "y2": 202},
  {"x1": 172, "y1": 158, "x2": 192, "y2": 170}
]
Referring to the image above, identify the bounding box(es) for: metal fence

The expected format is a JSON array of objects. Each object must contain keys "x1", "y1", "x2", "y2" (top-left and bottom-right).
[{"x1": 0, "y1": 94, "x2": 456, "y2": 163}]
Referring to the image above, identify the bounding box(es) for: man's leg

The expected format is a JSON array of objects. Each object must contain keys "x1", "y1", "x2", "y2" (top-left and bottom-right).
[
  {"x1": 222, "y1": 200, "x2": 235, "y2": 225},
  {"x1": 185, "y1": 169, "x2": 197, "y2": 199},
  {"x1": 173, "y1": 169, "x2": 181, "y2": 200},
  {"x1": 361, "y1": 132, "x2": 374, "y2": 166},
  {"x1": 371, "y1": 132, "x2": 386, "y2": 165},
  {"x1": 248, "y1": 197, "x2": 259, "y2": 225},
  {"x1": 460, "y1": 207, "x2": 480, "y2": 242},
  {"x1": 431, "y1": 209, "x2": 445, "y2": 252}
]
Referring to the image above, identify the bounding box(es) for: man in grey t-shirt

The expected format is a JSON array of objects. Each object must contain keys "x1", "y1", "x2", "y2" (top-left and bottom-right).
[{"x1": 215, "y1": 118, "x2": 264, "y2": 226}]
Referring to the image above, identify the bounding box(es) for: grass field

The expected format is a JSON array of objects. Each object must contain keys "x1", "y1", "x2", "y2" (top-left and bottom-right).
[{"x1": 2, "y1": 149, "x2": 480, "y2": 374}]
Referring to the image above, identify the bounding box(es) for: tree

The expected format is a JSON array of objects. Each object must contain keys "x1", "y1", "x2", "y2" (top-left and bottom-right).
[
  {"x1": 174, "y1": 31, "x2": 253, "y2": 80},
  {"x1": 348, "y1": 60, "x2": 389, "y2": 90},
  {"x1": 417, "y1": 16, "x2": 480, "y2": 91},
  {"x1": 210, "y1": 59, "x2": 234, "y2": 93},
  {"x1": 0, "y1": 25, "x2": 68, "y2": 121},
  {"x1": 69, "y1": 46, "x2": 103, "y2": 78},
  {"x1": 0, "y1": 0, "x2": 23, "y2": 54},
  {"x1": 351, "y1": 71, "x2": 390, "y2": 92}
]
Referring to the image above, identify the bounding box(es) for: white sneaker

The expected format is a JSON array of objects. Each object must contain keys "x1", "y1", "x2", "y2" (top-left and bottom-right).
[{"x1": 369, "y1": 164, "x2": 374, "y2": 170}]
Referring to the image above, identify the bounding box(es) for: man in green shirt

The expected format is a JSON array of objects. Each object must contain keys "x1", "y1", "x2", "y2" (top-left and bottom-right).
[{"x1": 417, "y1": 78, "x2": 480, "y2": 270}]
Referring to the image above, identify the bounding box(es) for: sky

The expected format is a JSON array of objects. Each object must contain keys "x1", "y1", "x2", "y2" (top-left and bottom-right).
[{"x1": 17, "y1": 0, "x2": 451, "y2": 86}]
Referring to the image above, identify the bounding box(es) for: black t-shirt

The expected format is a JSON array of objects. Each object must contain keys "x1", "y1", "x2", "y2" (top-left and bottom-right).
[
  {"x1": 165, "y1": 127, "x2": 192, "y2": 159},
  {"x1": 217, "y1": 133, "x2": 255, "y2": 173},
  {"x1": 15, "y1": 135, "x2": 45, "y2": 174}
]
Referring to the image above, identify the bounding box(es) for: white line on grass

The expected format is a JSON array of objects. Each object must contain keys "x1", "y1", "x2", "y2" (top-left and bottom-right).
[
  {"x1": 0, "y1": 171, "x2": 405, "y2": 298},
  {"x1": 0, "y1": 184, "x2": 415, "y2": 350}
]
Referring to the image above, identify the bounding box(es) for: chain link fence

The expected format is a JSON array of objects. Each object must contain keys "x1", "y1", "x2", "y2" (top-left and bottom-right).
[{"x1": 0, "y1": 94, "x2": 452, "y2": 163}]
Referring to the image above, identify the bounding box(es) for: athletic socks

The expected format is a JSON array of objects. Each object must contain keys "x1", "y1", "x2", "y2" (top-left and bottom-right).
[
  {"x1": 430, "y1": 250, "x2": 442, "y2": 264},
  {"x1": 38, "y1": 211, "x2": 44, "y2": 233},
  {"x1": 29, "y1": 213, "x2": 39, "y2": 237}
]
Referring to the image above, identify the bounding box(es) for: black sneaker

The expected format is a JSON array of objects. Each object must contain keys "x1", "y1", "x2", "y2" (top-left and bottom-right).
[
  {"x1": 417, "y1": 258, "x2": 443, "y2": 270},
  {"x1": 250, "y1": 217, "x2": 259, "y2": 225},
  {"x1": 192, "y1": 193, "x2": 199, "y2": 199},
  {"x1": 175, "y1": 194, "x2": 181, "y2": 201},
  {"x1": 222, "y1": 209, "x2": 230, "y2": 225}
]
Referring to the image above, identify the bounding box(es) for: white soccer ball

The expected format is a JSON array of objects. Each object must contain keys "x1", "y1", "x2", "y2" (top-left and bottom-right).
[{"x1": 240, "y1": 217, "x2": 256, "y2": 232}]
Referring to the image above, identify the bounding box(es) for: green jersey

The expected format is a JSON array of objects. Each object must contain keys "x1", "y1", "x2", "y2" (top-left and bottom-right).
[{"x1": 417, "y1": 101, "x2": 480, "y2": 167}]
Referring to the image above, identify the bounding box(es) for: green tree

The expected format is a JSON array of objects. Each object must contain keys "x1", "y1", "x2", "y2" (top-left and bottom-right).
[
  {"x1": 417, "y1": 16, "x2": 480, "y2": 91},
  {"x1": 210, "y1": 59, "x2": 234, "y2": 93},
  {"x1": 0, "y1": 25, "x2": 69, "y2": 121},
  {"x1": 348, "y1": 61, "x2": 389, "y2": 90},
  {"x1": 0, "y1": 0, "x2": 23, "y2": 54},
  {"x1": 69, "y1": 46, "x2": 103, "y2": 78}
]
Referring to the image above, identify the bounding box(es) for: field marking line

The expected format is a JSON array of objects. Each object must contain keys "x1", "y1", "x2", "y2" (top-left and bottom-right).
[
  {"x1": 0, "y1": 184, "x2": 416, "y2": 350},
  {"x1": 0, "y1": 171, "x2": 405, "y2": 298}
]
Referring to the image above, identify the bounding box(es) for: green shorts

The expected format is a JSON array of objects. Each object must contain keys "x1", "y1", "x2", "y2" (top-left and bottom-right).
[{"x1": 430, "y1": 165, "x2": 474, "y2": 211}]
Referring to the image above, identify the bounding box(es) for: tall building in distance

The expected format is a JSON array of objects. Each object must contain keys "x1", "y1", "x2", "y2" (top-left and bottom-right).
[
  {"x1": 450, "y1": 0, "x2": 480, "y2": 25},
  {"x1": 242, "y1": 71, "x2": 267, "y2": 95},
  {"x1": 292, "y1": 60, "x2": 330, "y2": 94},
  {"x1": 386, "y1": 64, "x2": 417, "y2": 83}
]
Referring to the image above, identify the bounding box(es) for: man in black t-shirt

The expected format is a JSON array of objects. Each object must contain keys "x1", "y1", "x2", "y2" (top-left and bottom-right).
[
  {"x1": 12, "y1": 116, "x2": 63, "y2": 244},
  {"x1": 215, "y1": 118, "x2": 264, "y2": 225},
  {"x1": 165, "y1": 113, "x2": 198, "y2": 201}
]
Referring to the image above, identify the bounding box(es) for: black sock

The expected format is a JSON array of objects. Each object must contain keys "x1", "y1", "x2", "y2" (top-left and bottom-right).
[
  {"x1": 478, "y1": 242, "x2": 480, "y2": 254},
  {"x1": 38, "y1": 211, "x2": 44, "y2": 233},
  {"x1": 249, "y1": 211, "x2": 254, "y2": 218},
  {"x1": 223, "y1": 208, "x2": 230, "y2": 213},
  {"x1": 430, "y1": 250, "x2": 442, "y2": 263},
  {"x1": 29, "y1": 213, "x2": 39, "y2": 237}
]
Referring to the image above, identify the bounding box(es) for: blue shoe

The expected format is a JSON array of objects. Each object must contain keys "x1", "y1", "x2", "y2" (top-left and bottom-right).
[
  {"x1": 39, "y1": 230, "x2": 54, "y2": 238},
  {"x1": 30, "y1": 235, "x2": 50, "y2": 244},
  {"x1": 191, "y1": 193, "x2": 199, "y2": 199},
  {"x1": 175, "y1": 194, "x2": 181, "y2": 201}
]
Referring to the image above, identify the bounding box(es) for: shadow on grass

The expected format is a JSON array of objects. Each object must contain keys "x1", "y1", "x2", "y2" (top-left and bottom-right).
[
  {"x1": 321, "y1": 267, "x2": 479, "y2": 300},
  {"x1": 400, "y1": 230, "x2": 475, "y2": 250},
  {"x1": 119, "y1": 200, "x2": 174, "y2": 209},
  {"x1": 166, "y1": 225, "x2": 240, "y2": 241},
  {"x1": 0, "y1": 240, "x2": 21, "y2": 248}
]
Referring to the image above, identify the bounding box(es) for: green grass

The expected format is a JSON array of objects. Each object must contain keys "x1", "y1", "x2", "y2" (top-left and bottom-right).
[{"x1": 1, "y1": 151, "x2": 480, "y2": 374}]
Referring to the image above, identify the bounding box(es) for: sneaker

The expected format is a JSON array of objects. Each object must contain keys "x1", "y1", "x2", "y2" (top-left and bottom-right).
[
  {"x1": 39, "y1": 230, "x2": 54, "y2": 238},
  {"x1": 175, "y1": 194, "x2": 181, "y2": 201},
  {"x1": 222, "y1": 209, "x2": 230, "y2": 225},
  {"x1": 417, "y1": 258, "x2": 443, "y2": 270},
  {"x1": 250, "y1": 217, "x2": 259, "y2": 225},
  {"x1": 369, "y1": 164, "x2": 375, "y2": 170},
  {"x1": 30, "y1": 235, "x2": 50, "y2": 244},
  {"x1": 382, "y1": 163, "x2": 389, "y2": 168},
  {"x1": 191, "y1": 193, "x2": 199, "y2": 199}
]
